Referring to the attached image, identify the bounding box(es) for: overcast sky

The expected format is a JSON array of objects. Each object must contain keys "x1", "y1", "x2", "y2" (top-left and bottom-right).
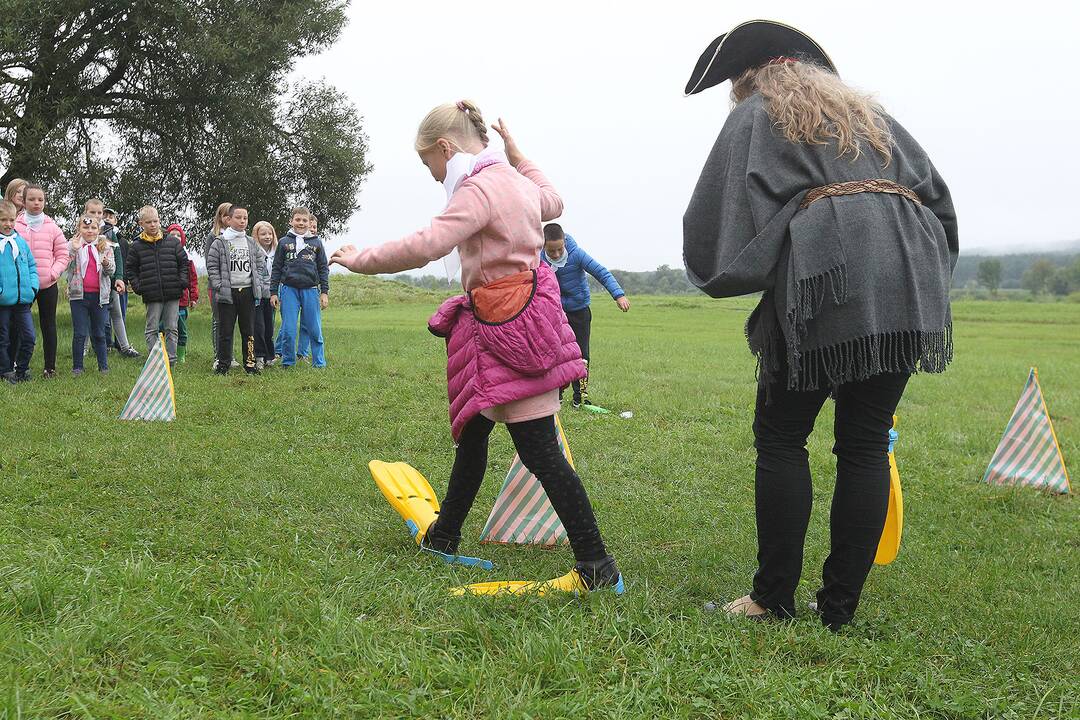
[{"x1": 295, "y1": 2, "x2": 1080, "y2": 274}]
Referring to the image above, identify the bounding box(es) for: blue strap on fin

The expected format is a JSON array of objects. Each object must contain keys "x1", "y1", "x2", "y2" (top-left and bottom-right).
[{"x1": 405, "y1": 520, "x2": 494, "y2": 571}]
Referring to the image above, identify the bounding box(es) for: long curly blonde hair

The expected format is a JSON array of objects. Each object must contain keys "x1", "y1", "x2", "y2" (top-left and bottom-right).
[{"x1": 732, "y1": 60, "x2": 894, "y2": 165}]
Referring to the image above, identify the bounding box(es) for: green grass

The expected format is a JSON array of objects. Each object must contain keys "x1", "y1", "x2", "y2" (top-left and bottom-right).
[{"x1": 1, "y1": 279, "x2": 1077, "y2": 718}]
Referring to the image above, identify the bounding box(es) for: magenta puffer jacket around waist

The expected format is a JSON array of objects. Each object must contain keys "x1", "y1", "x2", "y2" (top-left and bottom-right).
[{"x1": 428, "y1": 263, "x2": 586, "y2": 441}]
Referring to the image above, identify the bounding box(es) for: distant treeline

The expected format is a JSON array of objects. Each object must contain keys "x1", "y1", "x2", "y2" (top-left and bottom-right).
[
  {"x1": 390, "y1": 253, "x2": 1080, "y2": 298},
  {"x1": 952, "y1": 252, "x2": 1078, "y2": 290},
  {"x1": 392, "y1": 265, "x2": 698, "y2": 296}
]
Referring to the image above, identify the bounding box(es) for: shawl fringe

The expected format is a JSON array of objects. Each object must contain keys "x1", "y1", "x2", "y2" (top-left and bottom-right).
[{"x1": 760, "y1": 324, "x2": 954, "y2": 393}]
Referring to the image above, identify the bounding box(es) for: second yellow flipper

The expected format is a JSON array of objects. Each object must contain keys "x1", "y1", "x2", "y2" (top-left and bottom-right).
[
  {"x1": 450, "y1": 569, "x2": 588, "y2": 597},
  {"x1": 450, "y1": 569, "x2": 624, "y2": 597},
  {"x1": 368, "y1": 460, "x2": 440, "y2": 544}
]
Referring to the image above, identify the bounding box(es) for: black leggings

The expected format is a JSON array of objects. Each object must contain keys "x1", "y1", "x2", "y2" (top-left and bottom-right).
[
  {"x1": 10, "y1": 283, "x2": 58, "y2": 372},
  {"x1": 431, "y1": 414, "x2": 608, "y2": 562},
  {"x1": 253, "y1": 300, "x2": 275, "y2": 362},
  {"x1": 565, "y1": 307, "x2": 591, "y2": 398},
  {"x1": 750, "y1": 370, "x2": 909, "y2": 628}
]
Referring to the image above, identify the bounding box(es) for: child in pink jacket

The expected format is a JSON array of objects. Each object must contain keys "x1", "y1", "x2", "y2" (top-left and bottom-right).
[
  {"x1": 332, "y1": 101, "x2": 621, "y2": 594},
  {"x1": 14, "y1": 183, "x2": 68, "y2": 377}
]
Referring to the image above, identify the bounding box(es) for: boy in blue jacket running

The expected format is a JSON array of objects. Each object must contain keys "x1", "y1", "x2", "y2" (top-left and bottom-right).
[{"x1": 541, "y1": 223, "x2": 629, "y2": 408}]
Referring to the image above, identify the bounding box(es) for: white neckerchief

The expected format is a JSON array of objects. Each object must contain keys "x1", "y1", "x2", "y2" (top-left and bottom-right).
[
  {"x1": 440, "y1": 147, "x2": 507, "y2": 284},
  {"x1": 0, "y1": 232, "x2": 18, "y2": 260},
  {"x1": 291, "y1": 231, "x2": 307, "y2": 253},
  {"x1": 24, "y1": 212, "x2": 44, "y2": 229},
  {"x1": 222, "y1": 227, "x2": 245, "y2": 242},
  {"x1": 546, "y1": 250, "x2": 569, "y2": 269},
  {"x1": 77, "y1": 239, "x2": 103, "y2": 279},
  {"x1": 442, "y1": 146, "x2": 507, "y2": 203}
]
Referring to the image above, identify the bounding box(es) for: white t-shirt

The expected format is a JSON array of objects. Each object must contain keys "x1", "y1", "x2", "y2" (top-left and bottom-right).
[{"x1": 228, "y1": 236, "x2": 252, "y2": 289}]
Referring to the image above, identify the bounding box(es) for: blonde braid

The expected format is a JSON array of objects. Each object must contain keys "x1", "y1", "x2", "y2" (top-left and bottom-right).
[{"x1": 459, "y1": 100, "x2": 489, "y2": 146}]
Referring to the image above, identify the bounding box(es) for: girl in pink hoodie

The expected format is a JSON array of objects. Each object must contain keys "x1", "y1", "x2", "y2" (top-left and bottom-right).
[
  {"x1": 14, "y1": 183, "x2": 68, "y2": 377},
  {"x1": 332, "y1": 101, "x2": 621, "y2": 594}
]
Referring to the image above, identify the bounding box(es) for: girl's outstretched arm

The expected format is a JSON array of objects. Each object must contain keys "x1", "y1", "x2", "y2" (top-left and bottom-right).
[{"x1": 331, "y1": 187, "x2": 490, "y2": 275}]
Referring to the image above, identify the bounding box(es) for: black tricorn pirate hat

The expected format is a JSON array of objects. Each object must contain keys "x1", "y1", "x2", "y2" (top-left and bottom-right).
[{"x1": 684, "y1": 19, "x2": 836, "y2": 96}]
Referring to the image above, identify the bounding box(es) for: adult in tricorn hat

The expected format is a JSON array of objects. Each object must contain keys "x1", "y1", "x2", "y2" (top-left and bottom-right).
[{"x1": 683, "y1": 20, "x2": 958, "y2": 630}]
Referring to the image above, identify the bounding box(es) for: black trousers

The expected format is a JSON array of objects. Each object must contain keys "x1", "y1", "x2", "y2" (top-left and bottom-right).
[
  {"x1": 431, "y1": 414, "x2": 608, "y2": 563},
  {"x1": 750, "y1": 369, "x2": 909, "y2": 629},
  {"x1": 565, "y1": 306, "x2": 591, "y2": 398},
  {"x1": 10, "y1": 283, "x2": 58, "y2": 372},
  {"x1": 253, "y1": 300, "x2": 275, "y2": 362},
  {"x1": 216, "y1": 288, "x2": 256, "y2": 371}
]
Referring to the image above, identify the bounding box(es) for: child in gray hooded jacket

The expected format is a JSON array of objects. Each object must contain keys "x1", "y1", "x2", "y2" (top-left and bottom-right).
[{"x1": 205, "y1": 205, "x2": 269, "y2": 375}]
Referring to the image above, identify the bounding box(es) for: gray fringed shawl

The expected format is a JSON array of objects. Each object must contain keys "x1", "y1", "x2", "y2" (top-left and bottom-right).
[{"x1": 683, "y1": 94, "x2": 958, "y2": 391}]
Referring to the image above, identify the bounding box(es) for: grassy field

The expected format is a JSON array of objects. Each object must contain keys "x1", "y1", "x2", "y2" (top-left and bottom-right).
[{"x1": 1, "y1": 279, "x2": 1077, "y2": 719}]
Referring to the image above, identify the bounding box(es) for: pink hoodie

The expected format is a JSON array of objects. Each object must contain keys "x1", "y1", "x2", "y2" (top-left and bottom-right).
[
  {"x1": 351, "y1": 159, "x2": 561, "y2": 289},
  {"x1": 353, "y1": 158, "x2": 577, "y2": 434},
  {"x1": 15, "y1": 213, "x2": 69, "y2": 289}
]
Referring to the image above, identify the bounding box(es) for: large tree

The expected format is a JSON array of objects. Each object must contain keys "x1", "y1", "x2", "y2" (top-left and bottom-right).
[{"x1": 0, "y1": 0, "x2": 371, "y2": 248}]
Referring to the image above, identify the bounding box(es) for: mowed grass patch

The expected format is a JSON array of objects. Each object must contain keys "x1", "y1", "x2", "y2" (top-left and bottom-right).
[{"x1": 0, "y1": 286, "x2": 1077, "y2": 718}]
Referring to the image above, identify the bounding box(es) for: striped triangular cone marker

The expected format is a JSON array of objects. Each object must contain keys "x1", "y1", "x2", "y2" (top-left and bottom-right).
[
  {"x1": 983, "y1": 368, "x2": 1070, "y2": 494},
  {"x1": 479, "y1": 415, "x2": 573, "y2": 546},
  {"x1": 119, "y1": 332, "x2": 176, "y2": 421}
]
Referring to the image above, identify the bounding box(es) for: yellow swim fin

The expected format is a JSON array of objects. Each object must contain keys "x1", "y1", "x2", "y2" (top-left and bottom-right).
[
  {"x1": 368, "y1": 460, "x2": 439, "y2": 543},
  {"x1": 874, "y1": 420, "x2": 904, "y2": 565},
  {"x1": 368, "y1": 460, "x2": 494, "y2": 571},
  {"x1": 450, "y1": 568, "x2": 624, "y2": 597}
]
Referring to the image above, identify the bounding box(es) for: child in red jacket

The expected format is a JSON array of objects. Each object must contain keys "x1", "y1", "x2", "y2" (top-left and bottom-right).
[{"x1": 165, "y1": 224, "x2": 199, "y2": 364}]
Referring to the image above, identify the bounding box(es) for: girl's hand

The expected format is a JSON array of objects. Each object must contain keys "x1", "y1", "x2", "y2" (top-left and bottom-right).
[
  {"x1": 270, "y1": 295, "x2": 280, "y2": 309},
  {"x1": 115, "y1": 279, "x2": 126, "y2": 293},
  {"x1": 616, "y1": 296, "x2": 631, "y2": 312},
  {"x1": 72, "y1": 237, "x2": 84, "y2": 250},
  {"x1": 320, "y1": 293, "x2": 329, "y2": 310},
  {"x1": 491, "y1": 118, "x2": 525, "y2": 167},
  {"x1": 330, "y1": 244, "x2": 365, "y2": 273}
]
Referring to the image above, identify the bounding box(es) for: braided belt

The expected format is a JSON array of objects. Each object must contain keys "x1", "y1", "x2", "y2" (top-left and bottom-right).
[{"x1": 800, "y1": 179, "x2": 922, "y2": 209}]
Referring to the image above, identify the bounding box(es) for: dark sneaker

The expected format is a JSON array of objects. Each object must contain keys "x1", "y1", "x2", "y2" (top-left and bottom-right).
[
  {"x1": 42, "y1": 369, "x2": 57, "y2": 379},
  {"x1": 574, "y1": 555, "x2": 624, "y2": 592},
  {"x1": 214, "y1": 367, "x2": 229, "y2": 376},
  {"x1": 13, "y1": 371, "x2": 30, "y2": 384},
  {"x1": 72, "y1": 369, "x2": 84, "y2": 377},
  {"x1": 120, "y1": 346, "x2": 141, "y2": 358},
  {"x1": 244, "y1": 367, "x2": 260, "y2": 375},
  {"x1": 2, "y1": 371, "x2": 17, "y2": 385},
  {"x1": 421, "y1": 521, "x2": 461, "y2": 556}
]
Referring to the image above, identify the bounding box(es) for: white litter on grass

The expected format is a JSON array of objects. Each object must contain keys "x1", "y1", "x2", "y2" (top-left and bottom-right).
[{"x1": 620, "y1": 411, "x2": 633, "y2": 419}]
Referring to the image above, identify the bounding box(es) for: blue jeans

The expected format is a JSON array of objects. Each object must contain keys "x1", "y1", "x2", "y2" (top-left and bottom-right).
[
  {"x1": 276, "y1": 319, "x2": 310, "y2": 358},
  {"x1": 297, "y1": 323, "x2": 311, "y2": 358},
  {"x1": 278, "y1": 286, "x2": 324, "y2": 367},
  {"x1": 0, "y1": 304, "x2": 35, "y2": 374},
  {"x1": 70, "y1": 297, "x2": 109, "y2": 371}
]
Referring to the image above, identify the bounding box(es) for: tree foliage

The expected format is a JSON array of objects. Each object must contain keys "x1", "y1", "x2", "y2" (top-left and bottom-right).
[
  {"x1": 0, "y1": 0, "x2": 371, "y2": 248},
  {"x1": 976, "y1": 259, "x2": 1003, "y2": 295},
  {"x1": 1021, "y1": 259, "x2": 1057, "y2": 295}
]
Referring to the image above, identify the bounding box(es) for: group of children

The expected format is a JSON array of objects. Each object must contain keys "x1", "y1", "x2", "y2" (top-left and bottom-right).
[{"x1": 0, "y1": 177, "x2": 332, "y2": 381}]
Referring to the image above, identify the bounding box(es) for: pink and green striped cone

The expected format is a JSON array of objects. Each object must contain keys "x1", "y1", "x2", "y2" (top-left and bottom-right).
[
  {"x1": 119, "y1": 333, "x2": 176, "y2": 422},
  {"x1": 983, "y1": 368, "x2": 1070, "y2": 494},
  {"x1": 479, "y1": 415, "x2": 573, "y2": 546}
]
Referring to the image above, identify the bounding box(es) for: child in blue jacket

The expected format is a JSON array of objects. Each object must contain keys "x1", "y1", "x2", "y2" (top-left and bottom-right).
[
  {"x1": 540, "y1": 223, "x2": 630, "y2": 407},
  {"x1": 0, "y1": 199, "x2": 39, "y2": 383}
]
